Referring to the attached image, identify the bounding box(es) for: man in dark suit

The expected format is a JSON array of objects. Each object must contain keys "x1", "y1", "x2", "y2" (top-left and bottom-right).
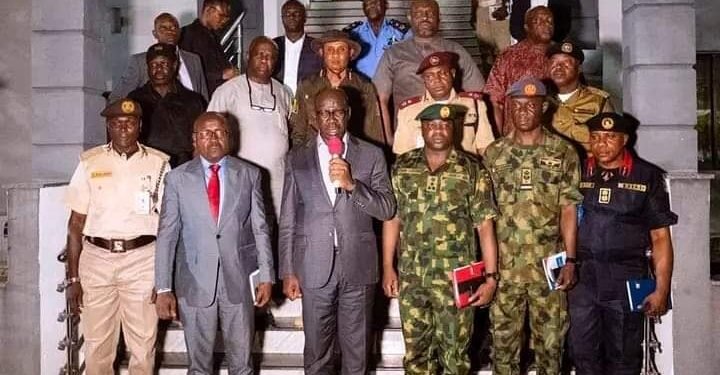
[
  {"x1": 272, "y1": 0, "x2": 322, "y2": 94},
  {"x1": 154, "y1": 112, "x2": 274, "y2": 374},
  {"x1": 110, "y1": 13, "x2": 209, "y2": 102},
  {"x1": 279, "y1": 87, "x2": 396, "y2": 374}
]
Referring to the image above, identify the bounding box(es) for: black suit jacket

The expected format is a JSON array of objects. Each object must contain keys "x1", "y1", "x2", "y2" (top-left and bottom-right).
[{"x1": 272, "y1": 35, "x2": 323, "y2": 87}]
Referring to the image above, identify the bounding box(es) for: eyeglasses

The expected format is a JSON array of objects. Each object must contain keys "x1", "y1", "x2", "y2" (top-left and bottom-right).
[
  {"x1": 316, "y1": 109, "x2": 348, "y2": 121},
  {"x1": 194, "y1": 129, "x2": 229, "y2": 140},
  {"x1": 247, "y1": 75, "x2": 277, "y2": 112}
]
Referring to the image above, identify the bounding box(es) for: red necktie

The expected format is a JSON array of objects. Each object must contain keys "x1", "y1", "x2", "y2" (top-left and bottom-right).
[{"x1": 208, "y1": 164, "x2": 220, "y2": 223}]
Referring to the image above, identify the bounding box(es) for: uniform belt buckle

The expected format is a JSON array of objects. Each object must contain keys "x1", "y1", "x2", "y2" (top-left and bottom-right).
[{"x1": 111, "y1": 239, "x2": 126, "y2": 253}]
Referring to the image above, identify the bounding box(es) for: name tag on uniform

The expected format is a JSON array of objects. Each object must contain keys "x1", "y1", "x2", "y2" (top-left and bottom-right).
[
  {"x1": 91, "y1": 171, "x2": 112, "y2": 179},
  {"x1": 520, "y1": 168, "x2": 532, "y2": 190},
  {"x1": 618, "y1": 182, "x2": 647, "y2": 192},
  {"x1": 135, "y1": 191, "x2": 151, "y2": 215},
  {"x1": 580, "y1": 182, "x2": 595, "y2": 189},
  {"x1": 598, "y1": 188, "x2": 612, "y2": 204}
]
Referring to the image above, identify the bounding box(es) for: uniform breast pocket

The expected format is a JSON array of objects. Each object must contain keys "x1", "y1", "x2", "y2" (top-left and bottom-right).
[
  {"x1": 395, "y1": 169, "x2": 422, "y2": 202},
  {"x1": 536, "y1": 166, "x2": 562, "y2": 201},
  {"x1": 440, "y1": 172, "x2": 471, "y2": 211},
  {"x1": 491, "y1": 165, "x2": 516, "y2": 204}
]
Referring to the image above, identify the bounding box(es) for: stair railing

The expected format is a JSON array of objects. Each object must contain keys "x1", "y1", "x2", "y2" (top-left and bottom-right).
[{"x1": 221, "y1": 11, "x2": 246, "y2": 71}]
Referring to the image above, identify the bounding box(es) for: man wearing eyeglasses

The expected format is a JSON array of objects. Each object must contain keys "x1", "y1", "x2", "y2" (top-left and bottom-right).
[
  {"x1": 208, "y1": 36, "x2": 292, "y2": 220},
  {"x1": 155, "y1": 112, "x2": 274, "y2": 375},
  {"x1": 179, "y1": 0, "x2": 239, "y2": 96}
]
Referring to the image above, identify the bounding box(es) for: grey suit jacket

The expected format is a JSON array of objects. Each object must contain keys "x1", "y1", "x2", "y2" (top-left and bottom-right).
[
  {"x1": 278, "y1": 135, "x2": 396, "y2": 289},
  {"x1": 110, "y1": 49, "x2": 209, "y2": 102},
  {"x1": 155, "y1": 156, "x2": 274, "y2": 308}
]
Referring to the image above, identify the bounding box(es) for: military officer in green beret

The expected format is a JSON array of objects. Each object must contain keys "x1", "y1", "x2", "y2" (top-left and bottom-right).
[
  {"x1": 547, "y1": 40, "x2": 614, "y2": 156},
  {"x1": 383, "y1": 103, "x2": 499, "y2": 374},
  {"x1": 484, "y1": 77, "x2": 584, "y2": 375}
]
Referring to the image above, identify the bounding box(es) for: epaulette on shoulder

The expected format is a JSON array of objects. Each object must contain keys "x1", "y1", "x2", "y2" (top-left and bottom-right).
[
  {"x1": 458, "y1": 91, "x2": 483, "y2": 100},
  {"x1": 343, "y1": 20, "x2": 363, "y2": 32},
  {"x1": 585, "y1": 85, "x2": 611, "y2": 99},
  {"x1": 389, "y1": 19, "x2": 410, "y2": 34},
  {"x1": 399, "y1": 96, "x2": 422, "y2": 109},
  {"x1": 79, "y1": 145, "x2": 108, "y2": 161},
  {"x1": 144, "y1": 146, "x2": 171, "y2": 162}
]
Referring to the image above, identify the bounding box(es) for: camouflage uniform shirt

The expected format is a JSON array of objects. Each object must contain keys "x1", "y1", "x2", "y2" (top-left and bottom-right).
[
  {"x1": 484, "y1": 129, "x2": 583, "y2": 284},
  {"x1": 393, "y1": 148, "x2": 498, "y2": 274}
]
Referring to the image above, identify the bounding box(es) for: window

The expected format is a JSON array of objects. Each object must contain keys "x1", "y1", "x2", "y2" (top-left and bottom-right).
[{"x1": 697, "y1": 53, "x2": 720, "y2": 170}]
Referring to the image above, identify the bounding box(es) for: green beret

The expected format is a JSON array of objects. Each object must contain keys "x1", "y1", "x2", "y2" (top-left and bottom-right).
[
  {"x1": 415, "y1": 103, "x2": 467, "y2": 122},
  {"x1": 587, "y1": 112, "x2": 631, "y2": 134},
  {"x1": 101, "y1": 98, "x2": 142, "y2": 118},
  {"x1": 506, "y1": 77, "x2": 547, "y2": 97},
  {"x1": 547, "y1": 40, "x2": 585, "y2": 63}
]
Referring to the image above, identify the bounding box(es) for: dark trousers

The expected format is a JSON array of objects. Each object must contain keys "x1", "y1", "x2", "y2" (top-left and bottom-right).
[
  {"x1": 301, "y1": 252, "x2": 376, "y2": 375},
  {"x1": 568, "y1": 261, "x2": 644, "y2": 375}
]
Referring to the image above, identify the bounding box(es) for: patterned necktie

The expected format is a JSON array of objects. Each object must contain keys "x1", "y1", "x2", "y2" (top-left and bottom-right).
[{"x1": 208, "y1": 164, "x2": 220, "y2": 223}]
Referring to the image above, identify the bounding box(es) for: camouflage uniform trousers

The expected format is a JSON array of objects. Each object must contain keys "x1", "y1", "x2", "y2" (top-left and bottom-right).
[
  {"x1": 490, "y1": 278, "x2": 569, "y2": 375},
  {"x1": 399, "y1": 263, "x2": 474, "y2": 375}
]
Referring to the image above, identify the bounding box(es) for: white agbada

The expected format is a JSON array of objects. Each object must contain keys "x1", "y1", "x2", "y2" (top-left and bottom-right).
[{"x1": 208, "y1": 74, "x2": 292, "y2": 218}]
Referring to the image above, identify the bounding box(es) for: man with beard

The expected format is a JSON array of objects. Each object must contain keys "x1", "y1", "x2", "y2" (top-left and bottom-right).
[
  {"x1": 393, "y1": 51, "x2": 494, "y2": 156},
  {"x1": 110, "y1": 13, "x2": 208, "y2": 102},
  {"x1": 374, "y1": 0, "x2": 485, "y2": 144},
  {"x1": 272, "y1": 0, "x2": 322, "y2": 95},
  {"x1": 483, "y1": 5, "x2": 554, "y2": 135},
  {"x1": 547, "y1": 40, "x2": 614, "y2": 156},
  {"x1": 569, "y1": 113, "x2": 677, "y2": 374},
  {"x1": 290, "y1": 30, "x2": 385, "y2": 148},
  {"x1": 128, "y1": 43, "x2": 207, "y2": 168},
  {"x1": 484, "y1": 77, "x2": 583, "y2": 375},
  {"x1": 180, "y1": 0, "x2": 239, "y2": 95},
  {"x1": 344, "y1": 0, "x2": 412, "y2": 80},
  {"x1": 208, "y1": 36, "x2": 292, "y2": 220},
  {"x1": 279, "y1": 88, "x2": 396, "y2": 374}
]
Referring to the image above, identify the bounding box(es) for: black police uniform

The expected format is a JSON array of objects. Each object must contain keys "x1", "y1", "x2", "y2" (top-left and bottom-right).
[{"x1": 568, "y1": 153, "x2": 678, "y2": 375}]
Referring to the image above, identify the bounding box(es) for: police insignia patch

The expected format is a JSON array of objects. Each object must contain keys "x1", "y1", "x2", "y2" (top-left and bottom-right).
[
  {"x1": 561, "y1": 42, "x2": 573, "y2": 53},
  {"x1": 121, "y1": 100, "x2": 135, "y2": 114},
  {"x1": 599, "y1": 188, "x2": 612, "y2": 204},
  {"x1": 601, "y1": 117, "x2": 614, "y2": 130},
  {"x1": 440, "y1": 106, "x2": 450, "y2": 119},
  {"x1": 523, "y1": 84, "x2": 537, "y2": 96}
]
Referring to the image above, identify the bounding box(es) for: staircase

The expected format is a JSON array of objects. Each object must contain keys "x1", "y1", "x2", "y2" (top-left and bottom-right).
[{"x1": 304, "y1": 0, "x2": 482, "y2": 63}]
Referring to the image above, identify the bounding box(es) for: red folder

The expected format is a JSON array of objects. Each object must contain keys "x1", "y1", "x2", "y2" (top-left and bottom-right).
[{"x1": 452, "y1": 261, "x2": 486, "y2": 308}]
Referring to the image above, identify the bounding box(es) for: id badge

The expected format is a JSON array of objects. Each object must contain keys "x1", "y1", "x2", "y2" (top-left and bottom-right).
[{"x1": 135, "y1": 191, "x2": 151, "y2": 215}]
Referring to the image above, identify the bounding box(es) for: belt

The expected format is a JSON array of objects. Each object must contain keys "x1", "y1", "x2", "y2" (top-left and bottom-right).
[{"x1": 86, "y1": 235, "x2": 156, "y2": 253}]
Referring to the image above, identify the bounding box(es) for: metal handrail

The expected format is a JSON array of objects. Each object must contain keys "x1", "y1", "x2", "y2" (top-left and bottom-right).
[{"x1": 220, "y1": 11, "x2": 246, "y2": 69}]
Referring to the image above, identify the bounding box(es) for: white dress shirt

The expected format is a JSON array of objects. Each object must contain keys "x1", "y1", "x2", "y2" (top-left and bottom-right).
[{"x1": 283, "y1": 34, "x2": 305, "y2": 94}]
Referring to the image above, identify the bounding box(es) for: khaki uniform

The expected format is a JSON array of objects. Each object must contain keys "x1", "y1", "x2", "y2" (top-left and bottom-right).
[
  {"x1": 550, "y1": 85, "x2": 614, "y2": 154},
  {"x1": 290, "y1": 70, "x2": 384, "y2": 147},
  {"x1": 393, "y1": 148, "x2": 497, "y2": 374},
  {"x1": 393, "y1": 90, "x2": 495, "y2": 156},
  {"x1": 483, "y1": 130, "x2": 583, "y2": 375},
  {"x1": 65, "y1": 143, "x2": 169, "y2": 375}
]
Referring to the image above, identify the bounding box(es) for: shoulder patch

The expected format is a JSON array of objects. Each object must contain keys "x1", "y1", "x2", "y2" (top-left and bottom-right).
[
  {"x1": 343, "y1": 20, "x2": 363, "y2": 32},
  {"x1": 399, "y1": 96, "x2": 422, "y2": 109},
  {"x1": 79, "y1": 145, "x2": 108, "y2": 161},
  {"x1": 458, "y1": 91, "x2": 483, "y2": 100},
  {"x1": 389, "y1": 19, "x2": 410, "y2": 34},
  {"x1": 585, "y1": 86, "x2": 611, "y2": 99}
]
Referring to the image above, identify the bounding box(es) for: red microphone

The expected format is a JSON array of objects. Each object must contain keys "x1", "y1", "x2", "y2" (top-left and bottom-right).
[{"x1": 327, "y1": 136, "x2": 345, "y2": 194}]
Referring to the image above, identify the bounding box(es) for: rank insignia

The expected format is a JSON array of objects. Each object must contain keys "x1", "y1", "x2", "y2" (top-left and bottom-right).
[
  {"x1": 520, "y1": 168, "x2": 532, "y2": 190},
  {"x1": 602, "y1": 117, "x2": 614, "y2": 130},
  {"x1": 440, "y1": 106, "x2": 451, "y2": 119},
  {"x1": 599, "y1": 188, "x2": 612, "y2": 204},
  {"x1": 561, "y1": 42, "x2": 573, "y2": 53}
]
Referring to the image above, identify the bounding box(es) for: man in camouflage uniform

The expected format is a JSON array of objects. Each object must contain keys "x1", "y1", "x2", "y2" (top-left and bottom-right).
[
  {"x1": 382, "y1": 103, "x2": 499, "y2": 374},
  {"x1": 290, "y1": 30, "x2": 386, "y2": 148},
  {"x1": 484, "y1": 77, "x2": 583, "y2": 375},
  {"x1": 547, "y1": 40, "x2": 614, "y2": 157},
  {"x1": 394, "y1": 51, "x2": 495, "y2": 156}
]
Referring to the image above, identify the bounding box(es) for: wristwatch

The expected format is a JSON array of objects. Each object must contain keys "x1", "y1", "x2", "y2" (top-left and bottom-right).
[
  {"x1": 565, "y1": 257, "x2": 578, "y2": 264},
  {"x1": 66, "y1": 277, "x2": 81, "y2": 284},
  {"x1": 485, "y1": 272, "x2": 500, "y2": 281}
]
